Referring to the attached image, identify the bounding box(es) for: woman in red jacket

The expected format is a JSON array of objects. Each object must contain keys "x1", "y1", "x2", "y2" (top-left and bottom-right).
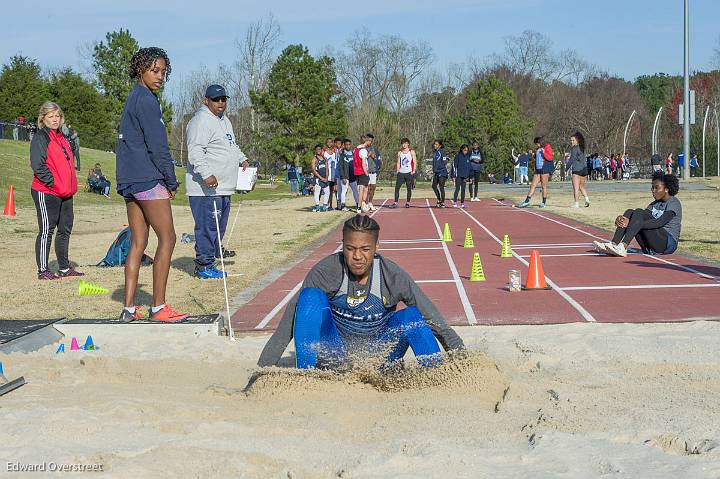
[{"x1": 30, "y1": 102, "x2": 83, "y2": 280}]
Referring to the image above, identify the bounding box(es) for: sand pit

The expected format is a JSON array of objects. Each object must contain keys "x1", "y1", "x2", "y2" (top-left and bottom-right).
[{"x1": 2, "y1": 322, "x2": 720, "y2": 478}]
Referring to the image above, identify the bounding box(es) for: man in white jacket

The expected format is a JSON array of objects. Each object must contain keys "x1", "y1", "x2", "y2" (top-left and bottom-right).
[{"x1": 186, "y1": 84, "x2": 249, "y2": 279}]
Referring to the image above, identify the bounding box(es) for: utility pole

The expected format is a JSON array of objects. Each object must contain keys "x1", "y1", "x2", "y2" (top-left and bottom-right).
[{"x1": 682, "y1": 0, "x2": 691, "y2": 180}]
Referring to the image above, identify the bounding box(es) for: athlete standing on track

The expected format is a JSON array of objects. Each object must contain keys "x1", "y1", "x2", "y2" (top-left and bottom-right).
[
  {"x1": 311, "y1": 145, "x2": 330, "y2": 212},
  {"x1": 339, "y1": 138, "x2": 359, "y2": 211},
  {"x1": 353, "y1": 134, "x2": 373, "y2": 213},
  {"x1": 469, "y1": 142, "x2": 483, "y2": 202},
  {"x1": 323, "y1": 138, "x2": 338, "y2": 210},
  {"x1": 569, "y1": 131, "x2": 590, "y2": 208},
  {"x1": 366, "y1": 142, "x2": 382, "y2": 211},
  {"x1": 431, "y1": 140, "x2": 448, "y2": 208},
  {"x1": 451, "y1": 144, "x2": 470, "y2": 208},
  {"x1": 517, "y1": 137, "x2": 553, "y2": 209},
  {"x1": 389, "y1": 138, "x2": 417, "y2": 209}
]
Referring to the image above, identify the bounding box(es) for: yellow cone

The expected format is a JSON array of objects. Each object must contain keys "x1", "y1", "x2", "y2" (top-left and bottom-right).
[
  {"x1": 78, "y1": 279, "x2": 109, "y2": 296},
  {"x1": 501, "y1": 234, "x2": 513, "y2": 258},
  {"x1": 463, "y1": 228, "x2": 474, "y2": 248},
  {"x1": 470, "y1": 253, "x2": 486, "y2": 281},
  {"x1": 442, "y1": 223, "x2": 452, "y2": 242}
]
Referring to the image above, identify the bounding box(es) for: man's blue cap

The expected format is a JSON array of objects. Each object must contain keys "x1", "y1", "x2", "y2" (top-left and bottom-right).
[{"x1": 205, "y1": 84, "x2": 229, "y2": 99}]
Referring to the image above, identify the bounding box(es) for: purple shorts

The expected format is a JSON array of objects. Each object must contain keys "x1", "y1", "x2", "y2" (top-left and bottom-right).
[{"x1": 132, "y1": 183, "x2": 171, "y2": 201}]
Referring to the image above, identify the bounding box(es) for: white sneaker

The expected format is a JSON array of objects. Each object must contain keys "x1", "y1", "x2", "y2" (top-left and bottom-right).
[
  {"x1": 605, "y1": 242, "x2": 627, "y2": 257},
  {"x1": 368, "y1": 203, "x2": 375, "y2": 211},
  {"x1": 585, "y1": 198, "x2": 591, "y2": 207},
  {"x1": 592, "y1": 240, "x2": 608, "y2": 254},
  {"x1": 572, "y1": 202, "x2": 580, "y2": 208}
]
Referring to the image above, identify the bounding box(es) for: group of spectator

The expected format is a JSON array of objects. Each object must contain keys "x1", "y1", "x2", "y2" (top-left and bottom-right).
[
  {"x1": 0, "y1": 118, "x2": 38, "y2": 141},
  {"x1": 568, "y1": 153, "x2": 633, "y2": 181},
  {"x1": 657, "y1": 152, "x2": 701, "y2": 177}
]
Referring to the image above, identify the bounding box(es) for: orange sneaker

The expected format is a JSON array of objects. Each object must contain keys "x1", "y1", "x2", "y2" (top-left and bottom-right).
[{"x1": 149, "y1": 305, "x2": 190, "y2": 323}]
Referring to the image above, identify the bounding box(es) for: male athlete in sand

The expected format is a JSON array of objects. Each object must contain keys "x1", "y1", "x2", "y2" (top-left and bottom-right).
[{"x1": 257, "y1": 215, "x2": 465, "y2": 369}]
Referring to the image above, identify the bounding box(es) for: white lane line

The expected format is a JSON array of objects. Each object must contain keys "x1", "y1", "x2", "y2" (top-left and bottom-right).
[
  {"x1": 378, "y1": 247, "x2": 444, "y2": 251},
  {"x1": 514, "y1": 243, "x2": 591, "y2": 247},
  {"x1": 458, "y1": 207, "x2": 597, "y2": 323},
  {"x1": 426, "y1": 199, "x2": 477, "y2": 325},
  {"x1": 513, "y1": 245, "x2": 592, "y2": 250},
  {"x1": 415, "y1": 279, "x2": 457, "y2": 283},
  {"x1": 563, "y1": 284, "x2": 720, "y2": 291},
  {"x1": 491, "y1": 197, "x2": 719, "y2": 282},
  {"x1": 253, "y1": 199, "x2": 388, "y2": 330}
]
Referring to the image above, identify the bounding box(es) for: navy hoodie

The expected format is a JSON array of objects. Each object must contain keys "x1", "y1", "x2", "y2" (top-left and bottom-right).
[
  {"x1": 432, "y1": 148, "x2": 448, "y2": 177},
  {"x1": 453, "y1": 152, "x2": 471, "y2": 178},
  {"x1": 116, "y1": 83, "x2": 179, "y2": 190}
]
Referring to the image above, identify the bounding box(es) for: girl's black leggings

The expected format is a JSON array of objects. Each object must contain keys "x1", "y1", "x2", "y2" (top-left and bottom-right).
[
  {"x1": 394, "y1": 172, "x2": 414, "y2": 203},
  {"x1": 453, "y1": 177, "x2": 467, "y2": 203},
  {"x1": 612, "y1": 208, "x2": 669, "y2": 252},
  {"x1": 432, "y1": 174, "x2": 446, "y2": 202},
  {"x1": 470, "y1": 170, "x2": 481, "y2": 197}
]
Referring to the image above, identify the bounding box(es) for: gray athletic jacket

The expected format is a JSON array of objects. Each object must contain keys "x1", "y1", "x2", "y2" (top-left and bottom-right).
[
  {"x1": 185, "y1": 106, "x2": 247, "y2": 196},
  {"x1": 569, "y1": 145, "x2": 586, "y2": 172},
  {"x1": 257, "y1": 253, "x2": 465, "y2": 366}
]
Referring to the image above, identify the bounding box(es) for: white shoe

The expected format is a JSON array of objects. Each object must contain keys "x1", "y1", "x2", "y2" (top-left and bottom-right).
[
  {"x1": 368, "y1": 203, "x2": 375, "y2": 211},
  {"x1": 605, "y1": 242, "x2": 627, "y2": 257},
  {"x1": 592, "y1": 240, "x2": 608, "y2": 254},
  {"x1": 585, "y1": 198, "x2": 591, "y2": 207},
  {"x1": 571, "y1": 202, "x2": 580, "y2": 208}
]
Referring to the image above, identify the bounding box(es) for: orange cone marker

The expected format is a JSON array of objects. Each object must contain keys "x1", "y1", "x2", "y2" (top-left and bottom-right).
[
  {"x1": 523, "y1": 250, "x2": 552, "y2": 290},
  {"x1": 2, "y1": 185, "x2": 15, "y2": 217}
]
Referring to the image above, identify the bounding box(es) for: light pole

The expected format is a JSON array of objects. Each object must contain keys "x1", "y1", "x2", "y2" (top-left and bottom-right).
[
  {"x1": 623, "y1": 110, "x2": 637, "y2": 158},
  {"x1": 682, "y1": 0, "x2": 690, "y2": 180},
  {"x1": 702, "y1": 105, "x2": 709, "y2": 177}
]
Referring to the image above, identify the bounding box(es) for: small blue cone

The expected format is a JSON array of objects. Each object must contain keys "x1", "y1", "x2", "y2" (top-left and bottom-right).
[
  {"x1": 56, "y1": 343, "x2": 65, "y2": 354},
  {"x1": 83, "y1": 336, "x2": 95, "y2": 351}
]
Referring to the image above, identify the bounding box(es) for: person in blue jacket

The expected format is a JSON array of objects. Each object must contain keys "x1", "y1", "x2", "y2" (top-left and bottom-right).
[
  {"x1": 431, "y1": 140, "x2": 448, "y2": 208},
  {"x1": 451, "y1": 144, "x2": 471, "y2": 208},
  {"x1": 115, "y1": 47, "x2": 188, "y2": 323}
]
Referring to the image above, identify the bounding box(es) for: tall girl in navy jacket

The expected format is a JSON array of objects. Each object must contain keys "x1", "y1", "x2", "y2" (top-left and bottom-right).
[
  {"x1": 451, "y1": 144, "x2": 471, "y2": 208},
  {"x1": 431, "y1": 140, "x2": 448, "y2": 208},
  {"x1": 115, "y1": 47, "x2": 187, "y2": 323}
]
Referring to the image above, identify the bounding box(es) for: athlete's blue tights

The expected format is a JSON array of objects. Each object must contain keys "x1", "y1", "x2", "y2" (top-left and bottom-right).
[{"x1": 293, "y1": 288, "x2": 441, "y2": 370}]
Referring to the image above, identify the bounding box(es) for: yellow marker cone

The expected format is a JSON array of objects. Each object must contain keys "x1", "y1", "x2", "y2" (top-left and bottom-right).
[
  {"x1": 501, "y1": 234, "x2": 513, "y2": 258},
  {"x1": 442, "y1": 223, "x2": 452, "y2": 242},
  {"x1": 463, "y1": 228, "x2": 474, "y2": 248},
  {"x1": 78, "y1": 279, "x2": 109, "y2": 296},
  {"x1": 469, "y1": 253, "x2": 486, "y2": 281}
]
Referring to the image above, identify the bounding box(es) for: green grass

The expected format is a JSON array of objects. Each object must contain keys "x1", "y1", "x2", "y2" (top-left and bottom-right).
[{"x1": 0, "y1": 139, "x2": 290, "y2": 208}]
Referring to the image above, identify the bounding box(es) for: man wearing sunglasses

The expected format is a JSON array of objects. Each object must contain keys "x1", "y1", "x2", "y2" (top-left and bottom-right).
[{"x1": 186, "y1": 84, "x2": 249, "y2": 279}]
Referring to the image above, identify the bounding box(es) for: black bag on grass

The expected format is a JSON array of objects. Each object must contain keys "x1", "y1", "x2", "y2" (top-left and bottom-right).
[{"x1": 97, "y1": 227, "x2": 153, "y2": 267}]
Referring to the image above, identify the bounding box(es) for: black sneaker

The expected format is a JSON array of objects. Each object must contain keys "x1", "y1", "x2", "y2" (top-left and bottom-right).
[
  {"x1": 404, "y1": 203, "x2": 410, "y2": 208},
  {"x1": 57, "y1": 268, "x2": 85, "y2": 278},
  {"x1": 38, "y1": 270, "x2": 58, "y2": 280},
  {"x1": 221, "y1": 247, "x2": 236, "y2": 258},
  {"x1": 388, "y1": 203, "x2": 398, "y2": 209},
  {"x1": 119, "y1": 307, "x2": 143, "y2": 322}
]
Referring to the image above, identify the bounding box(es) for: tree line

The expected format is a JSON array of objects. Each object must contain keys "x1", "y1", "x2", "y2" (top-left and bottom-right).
[{"x1": 1, "y1": 23, "x2": 718, "y2": 177}]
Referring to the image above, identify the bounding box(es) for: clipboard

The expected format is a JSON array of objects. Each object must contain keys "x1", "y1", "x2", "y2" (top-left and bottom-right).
[{"x1": 236, "y1": 167, "x2": 258, "y2": 191}]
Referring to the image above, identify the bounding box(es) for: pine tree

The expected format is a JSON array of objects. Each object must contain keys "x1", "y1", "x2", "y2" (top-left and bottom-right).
[
  {"x1": 0, "y1": 55, "x2": 49, "y2": 123},
  {"x1": 47, "y1": 69, "x2": 115, "y2": 151},
  {"x1": 250, "y1": 44, "x2": 347, "y2": 164},
  {"x1": 441, "y1": 76, "x2": 533, "y2": 178}
]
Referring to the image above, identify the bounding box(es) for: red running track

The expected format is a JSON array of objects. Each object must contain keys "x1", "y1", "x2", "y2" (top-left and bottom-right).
[{"x1": 231, "y1": 198, "x2": 720, "y2": 331}]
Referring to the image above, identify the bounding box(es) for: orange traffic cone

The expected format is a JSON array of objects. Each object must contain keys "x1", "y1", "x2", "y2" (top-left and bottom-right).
[
  {"x1": 2, "y1": 185, "x2": 15, "y2": 217},
  {"x1": 524, "y1": 249, "x2": 551, "y2": 290}
]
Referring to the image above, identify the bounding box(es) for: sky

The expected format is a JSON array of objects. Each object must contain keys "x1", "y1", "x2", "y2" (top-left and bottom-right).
[{"x1": 3, "y1": 0, "x2": 719, "y2": 98}]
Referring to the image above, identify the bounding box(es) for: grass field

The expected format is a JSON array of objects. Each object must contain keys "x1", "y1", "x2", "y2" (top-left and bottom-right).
[{"x1": 1, "y1": 139, "x2": 718, "y2": 320}]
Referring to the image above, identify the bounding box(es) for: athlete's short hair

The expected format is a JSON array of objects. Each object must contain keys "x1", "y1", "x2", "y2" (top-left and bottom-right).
[
  {"x1": 434, "y1": 139, "x2": 443, "y2": 147},
  {"x1": 314, "y1": 144, "x2": 323, "y2": 150},
  {"x1": 343, "y1": 215, "x2": 380, "y2": 241},
  {"x1": 533, "y1": 136, "x2": 543, "y2": 145},
  {"x1": 652, "y1": 171, "x2": 680, "y2": 196},
  {"x1": 128, "y1": 47, "x2": 171, "y2": 82},
  {"x1": 365, "y1": 133, "x2": 374, "y2": 140},
  {"x1": 334, "y1": 137, "x2": 343, "y2": 142},
  {"x1": 400, "y1": 137, "x2": 410, "y2": 145},
  {"x1": 343, "y1": 138, "x2": 352, "y2": 144}
]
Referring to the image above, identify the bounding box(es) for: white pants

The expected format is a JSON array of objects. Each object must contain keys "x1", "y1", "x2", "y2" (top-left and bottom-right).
[
  {"x1": 314, "y1": 183, "x2": 329, "y2": 205},
  {"x1": 340, "y1": 180, "x2": 359, "y2": 205}
]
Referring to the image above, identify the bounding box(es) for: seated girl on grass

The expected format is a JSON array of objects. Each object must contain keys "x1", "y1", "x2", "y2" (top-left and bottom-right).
[{"x1": 594, "y1": 171, "x2": 681, "y2": 257}]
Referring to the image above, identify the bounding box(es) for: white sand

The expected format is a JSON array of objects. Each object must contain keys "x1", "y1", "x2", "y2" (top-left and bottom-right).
[{"x1": 1, "y1": 321, "x2": 720, "y2": 478}]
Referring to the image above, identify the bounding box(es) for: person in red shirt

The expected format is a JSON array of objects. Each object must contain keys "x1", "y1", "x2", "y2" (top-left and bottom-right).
[
  {"x1": 30, "y1": 102, "x2": 83, "y2": 280},
  {"x1": 353, "y1": 134, "x2": 374, "y2": 213}
]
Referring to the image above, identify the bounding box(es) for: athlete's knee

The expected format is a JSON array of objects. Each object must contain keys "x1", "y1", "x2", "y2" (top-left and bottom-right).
[
  {"x1": 297, "y1": 287, "x2": 328, "y2": 308},
  {"x1": 623, "y1": 209, "x2": 634, "y2": 217}
]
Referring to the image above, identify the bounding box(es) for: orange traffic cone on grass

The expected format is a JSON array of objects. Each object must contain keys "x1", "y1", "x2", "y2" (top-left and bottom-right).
[
  {"x1": 2, "y1": 185, "x2": 15, "y2": 217},
  {"x1": 524, "y1": 250, "x2": 551, "y2": 290}
]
